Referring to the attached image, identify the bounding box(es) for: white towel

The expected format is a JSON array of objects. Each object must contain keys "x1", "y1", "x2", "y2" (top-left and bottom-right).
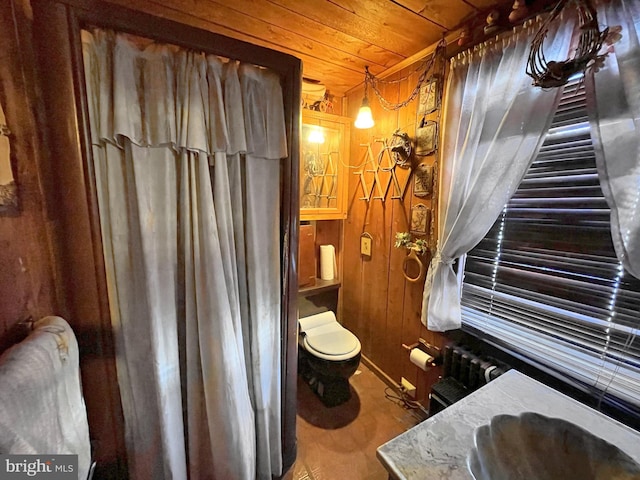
[{"x1": 0, "y1": 316, "x2": 91, "y2": 480}]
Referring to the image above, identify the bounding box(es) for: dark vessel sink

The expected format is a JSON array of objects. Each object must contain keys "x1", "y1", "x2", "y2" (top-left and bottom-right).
[{"x1": 467, "y1": 412, "x2": 640, "y2": 480}]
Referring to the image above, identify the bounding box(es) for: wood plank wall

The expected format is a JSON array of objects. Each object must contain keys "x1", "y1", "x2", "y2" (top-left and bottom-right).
[
  {"x1": 342, "y1": 64, "x2": 446, "y2": 403},
  {"x1": 0, "y1": 0, "x2": 59, "y2": 352}
]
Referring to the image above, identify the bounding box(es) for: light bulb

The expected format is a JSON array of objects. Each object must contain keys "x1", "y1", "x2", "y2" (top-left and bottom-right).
[
  {"x1": 354, "y1": 97, "x2": 374, "y2": 129},
  {"x1": 307, "y1": 128, "x2": 325, "y2": 144}
]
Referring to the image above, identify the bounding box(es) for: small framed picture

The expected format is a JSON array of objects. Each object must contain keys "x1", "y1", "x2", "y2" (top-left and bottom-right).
[
  {"x1": 413, "y1": 163, "x2": 433, "y2": 197},
  {"x1": 415, "y1": 120, "x2": 437, "y2": 156},
  {"x1": 410, "y1": 203, "x2": 430, "y2": 235},
  {"x1": 417, "y1": 78, "x2": 438, "y2": 117}
]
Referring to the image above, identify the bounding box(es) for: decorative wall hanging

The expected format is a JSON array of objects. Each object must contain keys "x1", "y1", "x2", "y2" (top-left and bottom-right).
[
  {"x1": 389, "y1": 129, "x2": 412, "y2": 168},
  {"x1": 354, "y1": 142, "x2": 387, "y2": 201},
  {"x1": 410, "y1": 203, "x2": 431, "y2": 235},
  {"x1": 417, "y1": 78, "x2": 439, "y2": 117},
  {"x1": 527, "y1": 0, "x2": 620, "y2": 88},
  {"x1": 415, "y1": 120, "x2": 438, "y2": 156},
  {"x1": 414, "y1": 38, "x2": 445, "y2": 160},
  {"x1": 395, "y1": 231, "x2": 429, "y2": 255},
  {"x1": 0, "y1": 101, "x2": 17, "y2": 212},
  {"x1": 375, "y1": 138, "x2": 396, "y2": 200},
  {"x1": 413, "y1": 163, "x2": 434, "y2": 197},
  {"x1": 355, "y1": 140, "x2": 412, "y2": 202},
  {"x1": 395, "y1": 232, "x2": 428, "y2": 283}
]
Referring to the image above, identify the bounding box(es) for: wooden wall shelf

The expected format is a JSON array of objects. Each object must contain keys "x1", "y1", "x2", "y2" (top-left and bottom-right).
[{"x1": 298, "y1": 278, "x2": 341, "y2": 297}]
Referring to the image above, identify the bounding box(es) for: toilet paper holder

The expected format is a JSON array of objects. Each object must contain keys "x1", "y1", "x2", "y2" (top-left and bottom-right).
[{"x1": 402, "y1": 338, "x2": 442, "y2": 365}]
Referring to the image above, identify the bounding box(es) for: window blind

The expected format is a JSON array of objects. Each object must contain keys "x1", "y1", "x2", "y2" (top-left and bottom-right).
[{"x1": 461, "y1": 79, "x2": 640, "y2": 414}]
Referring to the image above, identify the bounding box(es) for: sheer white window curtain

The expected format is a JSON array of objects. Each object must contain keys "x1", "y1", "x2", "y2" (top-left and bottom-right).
[
  {"x1": 82, "y1": 30, "x2": 286, "y2": 480},
  {"x1": 589, "y1": 0, "x2": 640, "y2": 281},
  {"x1": 421, "y1": 17, "x2": 575, "y2": 331}
]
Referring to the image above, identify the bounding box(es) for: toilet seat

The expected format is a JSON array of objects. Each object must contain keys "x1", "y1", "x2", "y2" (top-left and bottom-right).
[
  {"x1": 303, "y1": 323, "x2": 361, "y2": 361},
  {"x1": 299, "y1": 311, "x2": 362, "y2": 361}
]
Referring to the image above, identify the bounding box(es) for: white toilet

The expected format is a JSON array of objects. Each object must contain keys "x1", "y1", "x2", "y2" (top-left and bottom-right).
[{"x1": 298, "y1": 311, "x2": 361, "y2": 406}]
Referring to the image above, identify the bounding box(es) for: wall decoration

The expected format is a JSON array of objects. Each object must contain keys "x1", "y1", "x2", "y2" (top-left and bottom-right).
[
  {"x1": 0, "y1": 101, "x2": 17, "y2": 212},
  {"x1": 355, "y1": 139, "x2": 412, "y2": 202},
  {"x1": 414, "y1": 163, "x2": 434, "y2": 197},
  {"x1": 527, "y1": 0, "x2": 619, "y2": 89},
  {"x1": 389, "y1": 129, "x2": 412, "y2": 167},
  {"x1": 417, "y1": 78, "x2": 438, "y2": 117},
  {"x1": 394, "y1": 232, "x2": 428, "y2": 282},
  {"x1": 415, "y1": 120, "x2": 438, "y2": 156},
  {"x1": 301, "y1": 79, "x2": 334, "y2": 113},
  {"x1": 410, "y1": 203, "x2": 431, "y2": 235}
]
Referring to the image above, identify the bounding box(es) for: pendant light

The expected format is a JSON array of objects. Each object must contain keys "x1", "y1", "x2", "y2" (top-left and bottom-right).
[
  {"x1": 354, "y1": 74, "x2": 374, "y2": 129},
  {"x1": 354, "y1": 40, "x2": 447, "y2": 129}
]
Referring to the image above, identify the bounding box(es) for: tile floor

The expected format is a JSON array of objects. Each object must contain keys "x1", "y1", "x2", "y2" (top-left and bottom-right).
[{"x1": 281, "y1": 363, "x2": 427, "y2": 480}]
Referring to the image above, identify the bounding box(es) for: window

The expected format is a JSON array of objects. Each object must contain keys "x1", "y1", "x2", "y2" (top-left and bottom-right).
[{"x1": 461, "y1": 78, "x2": 640, "y2": 416}]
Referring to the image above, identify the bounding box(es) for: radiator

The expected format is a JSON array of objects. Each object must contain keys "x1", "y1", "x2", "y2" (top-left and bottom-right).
[{"x1": 429, "y1": 344, "x2": 509, "y2": 416}]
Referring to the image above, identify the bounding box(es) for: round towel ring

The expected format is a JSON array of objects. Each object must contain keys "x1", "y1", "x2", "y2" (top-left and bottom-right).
[{"x1": 402, "y1": 250, "x2": 424, "y2": 283}]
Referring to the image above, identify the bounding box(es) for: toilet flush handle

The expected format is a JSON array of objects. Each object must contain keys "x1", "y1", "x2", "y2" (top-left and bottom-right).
[{"x1": 402, "y1": 249, "x2": 424, "y2": 283}]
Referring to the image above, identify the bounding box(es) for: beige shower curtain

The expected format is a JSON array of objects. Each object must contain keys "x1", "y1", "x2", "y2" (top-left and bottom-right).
[{"x1": 82, "y1": 29, "x2": 286, "y2": 479}]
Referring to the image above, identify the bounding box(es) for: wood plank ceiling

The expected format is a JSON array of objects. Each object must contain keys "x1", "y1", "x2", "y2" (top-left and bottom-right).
[{"x1": 104, "y1": 0, "x2": 508, "y2": 96}]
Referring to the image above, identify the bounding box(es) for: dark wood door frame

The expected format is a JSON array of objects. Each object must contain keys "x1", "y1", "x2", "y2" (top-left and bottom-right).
[{"x1": 32, "y1": 0, "x2": 301, "y2": 476}]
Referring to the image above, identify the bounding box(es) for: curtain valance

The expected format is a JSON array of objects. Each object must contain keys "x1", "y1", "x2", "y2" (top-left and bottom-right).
[{"x1": 82, "y1": 29, "x2": 287, "y2": 160}]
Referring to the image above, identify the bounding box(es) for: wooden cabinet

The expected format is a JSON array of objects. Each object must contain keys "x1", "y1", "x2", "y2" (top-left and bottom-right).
[{"x1": 300, "y1": 110, "x2": 350, "y2": 221}]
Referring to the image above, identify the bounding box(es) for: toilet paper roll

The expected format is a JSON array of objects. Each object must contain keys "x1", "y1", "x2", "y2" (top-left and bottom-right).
[
  {"x1": 410, "y1": 348, "x2": 435, "y2": 371},
  {"x1": 320, "y1": 244, "x2": 336, "y2": 280}
]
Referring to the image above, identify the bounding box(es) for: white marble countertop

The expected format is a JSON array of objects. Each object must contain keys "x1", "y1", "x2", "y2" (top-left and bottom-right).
[{"x1": 377, "y1": 370, "x2": 640, "y2": 480}]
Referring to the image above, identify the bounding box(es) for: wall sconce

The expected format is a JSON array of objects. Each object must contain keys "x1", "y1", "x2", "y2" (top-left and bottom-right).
[{"x1": 354, "y1": 73, "x2": 374, "y2": 129}]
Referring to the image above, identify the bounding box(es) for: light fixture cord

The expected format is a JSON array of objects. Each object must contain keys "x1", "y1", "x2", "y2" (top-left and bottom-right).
[
  {"x1": 366, "y1": 39, "x2": 446, "y2": 111},
  {"x1": 363, "y1": 73, "x2": 370, "y2": 99}
]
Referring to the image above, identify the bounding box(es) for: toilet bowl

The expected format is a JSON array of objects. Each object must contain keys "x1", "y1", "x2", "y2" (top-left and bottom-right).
[{"x1": 298, "y1": 311, "x2": 361, "y2": 406}]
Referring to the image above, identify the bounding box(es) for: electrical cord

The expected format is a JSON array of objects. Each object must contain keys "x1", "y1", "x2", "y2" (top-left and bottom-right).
[{"x1": 384, "y1": 386, "x2": 429, "y2": 416}]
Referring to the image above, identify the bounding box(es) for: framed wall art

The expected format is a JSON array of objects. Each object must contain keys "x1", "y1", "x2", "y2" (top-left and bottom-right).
[
  {"x1": 413, "y1": 163, "x2": 433, "y2": 197},
  {"x1": 415, "y1": 119, "x2": 437, "y2": 156},
  {"x1": 410, "y1": 203, "x2": 430, "y2": 236},
  {"x1": 417, "y1": 78, "x2": 438, "y2": 117}
]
